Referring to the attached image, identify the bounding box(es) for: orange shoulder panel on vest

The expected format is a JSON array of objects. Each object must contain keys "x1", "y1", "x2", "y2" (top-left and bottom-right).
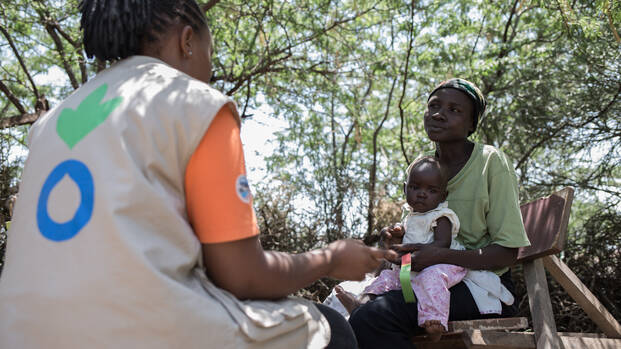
[{"x1": 185, "y1": 105, "x2": 259, "y2": 243}]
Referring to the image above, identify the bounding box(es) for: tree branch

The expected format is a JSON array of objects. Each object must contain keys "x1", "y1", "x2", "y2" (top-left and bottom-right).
[
  {"x1": 0, "y1": 102, "x2": 10, "y2": 116},
  {"x1": 367, "y1": 75, "x2": 398, "y2": 238},
  {"x1": 398, "y1": 0, "x2": 416, "y2": 167},
  {"x1": 220, "y1": 5, "x2": 377, "y2": 95},
  {"x1": 340, "y1": 122, "x2": 355, "y2": 168},
  {"x1": 482, "y1": 0, "x2": 520, "y2": 95},
  {"x1": 470, "y1": 14, "x2": 487, "y2": 64},
  {"x1": 32, "y1": 3, "x2": 81, "y2": 89},
  {"x1": 44, "y1": 22, "x2": 79, "y2": 89},
  {"x1": 0, "y1": 109, "x2": 46, "y2": 129},
  {"x1": 0, "y1": 80, "x2": 26, "y2": 115},
  {"x1": 239, "y1": 79, "x2": 252, "y2": 119},
  {"x1": 225, "y1": 52, "x2": 292, "y2": 95},
  {"x1": 0, "y1": 24, "x2": 40, "y2": 99},
  {"x1": 605, "y1": 0, "x2": 621, "y2": 44},
  {"x1": 340, "y1": 75, "x2": 374, "y2": 168},
  {"x1": 515, "y1": 82, "x2": 621, "y2": 169},
  {"x1": 50, "y1": 20, "x2": 79, "y2": 47},
  {"x1": 502, "y1": 0, "x2": 520, "y2": 44},
  {"x1": 49, "y1": 20, "x2": 88, "y2": 83},
  {"x1": 201, "y1": 0, "x2": 222, "y2": 13}
]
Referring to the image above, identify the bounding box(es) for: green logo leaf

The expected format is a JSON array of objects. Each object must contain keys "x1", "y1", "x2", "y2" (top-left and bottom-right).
[{"x1": 57, "y1": 84, "x2": 122, "y2": 149}]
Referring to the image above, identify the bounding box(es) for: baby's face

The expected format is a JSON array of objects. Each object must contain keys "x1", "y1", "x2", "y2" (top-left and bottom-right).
[{"x1": 405, "y1": 163, "x2": 447, "y2": 213}]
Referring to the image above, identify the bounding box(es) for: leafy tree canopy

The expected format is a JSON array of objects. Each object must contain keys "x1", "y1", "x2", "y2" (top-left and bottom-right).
[{"x1": 1, "y1": 0, "x2": 620, "y2": 331}]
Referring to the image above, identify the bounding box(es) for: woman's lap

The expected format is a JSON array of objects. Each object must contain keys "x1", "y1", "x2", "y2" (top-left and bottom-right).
[
  {"x1": 349, "y1": 272, "x2": 518, "y2": 349},
  {"x1": 349, "y1": 289, "x2": 420, "y2": 348}
]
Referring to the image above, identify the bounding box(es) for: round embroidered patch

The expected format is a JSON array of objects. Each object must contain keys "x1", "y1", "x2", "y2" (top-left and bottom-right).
[{"x1": 235, "y1": 175, "x2": 251, "y2": 203}]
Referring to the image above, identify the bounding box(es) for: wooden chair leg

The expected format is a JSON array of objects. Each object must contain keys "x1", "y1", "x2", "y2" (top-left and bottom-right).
[
  {"x1": 543, "y1": 255, "x2": 621, "y2": 338},
  {"x1": 523, "y1": 258, "x2": 562, "y2": 348}
]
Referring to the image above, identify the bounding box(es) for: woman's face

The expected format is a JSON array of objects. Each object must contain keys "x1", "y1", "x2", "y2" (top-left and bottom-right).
[{"x1": 423, "y1": 88, "x2": 474, "y2": 143}]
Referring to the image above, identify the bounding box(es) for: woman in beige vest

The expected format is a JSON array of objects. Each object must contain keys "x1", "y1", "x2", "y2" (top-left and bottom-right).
[{"x1": 0, "y1": 1, "x2": 396, "y2": 348}]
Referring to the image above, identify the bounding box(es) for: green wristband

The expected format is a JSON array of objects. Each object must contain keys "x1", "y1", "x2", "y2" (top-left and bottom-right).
[{"x1": 399, "y1": 253, "x2": 416, "y2": 303}]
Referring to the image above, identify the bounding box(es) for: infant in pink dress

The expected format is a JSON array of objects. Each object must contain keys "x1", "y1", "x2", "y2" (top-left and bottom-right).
[
  {"x1": 363, "y1": 201, "x2": 466, "y2": 334},
  {"x1": 345, "y1": 156, "x2": 466, "y2": 337}
]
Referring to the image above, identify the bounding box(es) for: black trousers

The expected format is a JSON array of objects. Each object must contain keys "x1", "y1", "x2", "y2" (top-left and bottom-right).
[
  {"x1": 349, "y1": 271, "x2": 518, "y2": 349},
  {"x1": 315, "y1": 303, "x2": 359, "y2": 349}
]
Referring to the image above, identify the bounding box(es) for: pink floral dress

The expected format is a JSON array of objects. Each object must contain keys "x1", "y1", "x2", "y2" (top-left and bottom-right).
[{"x1": 363, "y1": 202, "x2": 467, "y2": 330}]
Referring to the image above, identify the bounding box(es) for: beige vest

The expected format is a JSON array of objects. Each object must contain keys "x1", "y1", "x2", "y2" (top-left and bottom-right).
[{"x1": 0, "y1": 56, "x2": 329, "y2": 349}]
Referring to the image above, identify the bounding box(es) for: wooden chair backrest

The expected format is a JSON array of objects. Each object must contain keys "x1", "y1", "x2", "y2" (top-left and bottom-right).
[{"x1": 517, "y1": 187, "x2": 574, "y2": 263}]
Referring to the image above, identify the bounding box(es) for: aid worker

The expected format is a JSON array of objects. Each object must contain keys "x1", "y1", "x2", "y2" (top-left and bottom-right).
[{"x1": 0, "y1": 1, "x2": 396, "y2": 348}]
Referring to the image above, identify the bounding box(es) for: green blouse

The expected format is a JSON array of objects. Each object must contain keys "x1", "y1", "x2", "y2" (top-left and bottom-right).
[{"x1": 445, "y1": 143, "x2": 530, "y2": 275}]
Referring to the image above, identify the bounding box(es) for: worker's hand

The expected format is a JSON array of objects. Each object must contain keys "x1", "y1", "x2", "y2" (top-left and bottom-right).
[
  {"x1": 326, "y1": 239, "x2": 398, "y2": 281},
  {"x1": 379, "y1": 223, "x2": 405, "y2": 249}
]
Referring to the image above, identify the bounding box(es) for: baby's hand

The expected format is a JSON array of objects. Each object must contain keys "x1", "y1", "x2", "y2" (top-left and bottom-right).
[{"x1": 379, "y1": 223, "x2": 405, "y2": 249}]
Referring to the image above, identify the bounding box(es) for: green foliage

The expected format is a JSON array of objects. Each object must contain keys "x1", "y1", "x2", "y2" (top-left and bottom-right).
[
  {"x1": 0, "y1": 0, "x2": 619, "y2": 331},
  {"x1": 559, "y1": 206, "x2": 621, "y2": 331},
  {"x1": 0, "y1": 131, "x2": 22, "y2": 275}
]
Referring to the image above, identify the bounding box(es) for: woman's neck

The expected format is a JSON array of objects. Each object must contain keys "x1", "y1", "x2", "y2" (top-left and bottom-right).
[{"x1": 435, "y1": 140, "x2": 475, "y2": 179}]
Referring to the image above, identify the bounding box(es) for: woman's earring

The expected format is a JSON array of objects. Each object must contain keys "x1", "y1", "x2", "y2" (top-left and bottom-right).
[{"x1": 189, "y1": 50, "x2": 193, "y2": 56}]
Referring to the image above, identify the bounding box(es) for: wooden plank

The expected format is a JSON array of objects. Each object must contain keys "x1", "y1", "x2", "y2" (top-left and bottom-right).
[
  {"x1": 462, "y1": 330, "x2": 535, "y2": 349},
  {"x1": 416, "y1": 342, "x2": 466, "y2": 349},
  {"x1": 447, "y1": 318, "x2": 529, "y2": 333},
  {"x1": 523, "y1": 258, "x2": 562, "y2": 348},
  {"x1": 415, "y1": 333, "x2": 467, "y2": 349},
  {"x1": 560, "y1": 336, "x2": 621, "y2": 349},
  {"x1": 412, "y1": 331, "x2": 464, "y2": 343},
  {"x1": 558, "y1": 332, "x2": 608, "y2": 338},
  {"x1": 517, "y1": 187, "x2": 574, "y2": 262},
  {"x1": 543, "y1": 255, "x2": 621, "y2": 338},
  {"x1": 412, "y1": 318, "x2": 529, "y2": 344},
  {"x1": 462, "y1": 330, "x2": 621, "y2": 349}
]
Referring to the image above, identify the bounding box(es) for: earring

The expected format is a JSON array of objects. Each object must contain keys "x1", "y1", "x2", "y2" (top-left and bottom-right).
[{"x1": 189, "y1": 50, "x2": 193, "y2": 56}]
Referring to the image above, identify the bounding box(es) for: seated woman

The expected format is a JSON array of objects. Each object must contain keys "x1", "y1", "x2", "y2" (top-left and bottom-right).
[{"x1": 348, "y1": 78, "x2": 531, "y2": 349}]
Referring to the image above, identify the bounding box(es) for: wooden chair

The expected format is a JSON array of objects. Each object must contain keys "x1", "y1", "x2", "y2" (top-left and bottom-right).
[{"x1": 412, "y1": 187, "x2": 621, "y2": 348}]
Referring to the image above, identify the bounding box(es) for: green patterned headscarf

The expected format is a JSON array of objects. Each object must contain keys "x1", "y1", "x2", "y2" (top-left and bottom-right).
[{"x1": 428, "y1": 78, "x2": 487, "y2": 136}]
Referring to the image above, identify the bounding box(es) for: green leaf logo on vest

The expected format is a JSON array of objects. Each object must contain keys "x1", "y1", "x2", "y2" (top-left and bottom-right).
[
  {"x1": 56, "y1": 83, "x2": 122, "y2": 149},
  {"x1": 37, "y1": 83, "x2": 121, "y2": 242}
]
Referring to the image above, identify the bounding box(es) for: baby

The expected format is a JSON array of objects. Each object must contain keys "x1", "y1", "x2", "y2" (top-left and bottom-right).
[{"x1": 336, "y1": 156, "x2": 467, "y2": 338}]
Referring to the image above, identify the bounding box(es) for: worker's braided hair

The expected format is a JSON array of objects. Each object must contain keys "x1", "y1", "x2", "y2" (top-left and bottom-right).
[{"x1": 80, "y1": 0, "x2": 207, "y2": 61}]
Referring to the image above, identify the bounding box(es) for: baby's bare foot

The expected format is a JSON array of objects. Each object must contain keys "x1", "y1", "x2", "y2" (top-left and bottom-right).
[
  {"x1": 422, "y1": 320, "x2": 445, "y2": 342},
  {"x1": 334, "y1": 286, "x2": 361, "y2": 314}
]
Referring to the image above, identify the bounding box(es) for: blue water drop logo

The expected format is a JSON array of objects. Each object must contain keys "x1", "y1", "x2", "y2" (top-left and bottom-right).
[{"x1": 37, "y1": 159, "x2": 94, "y2": 242}]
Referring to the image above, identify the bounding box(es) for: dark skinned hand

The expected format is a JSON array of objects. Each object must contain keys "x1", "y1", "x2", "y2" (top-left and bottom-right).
[
  {"x1": 379, "y1": 223, "x2": 405, "y2": 249},
  {"x1": 389, "y1": 243, "x2": 446, "y2": 271}
]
